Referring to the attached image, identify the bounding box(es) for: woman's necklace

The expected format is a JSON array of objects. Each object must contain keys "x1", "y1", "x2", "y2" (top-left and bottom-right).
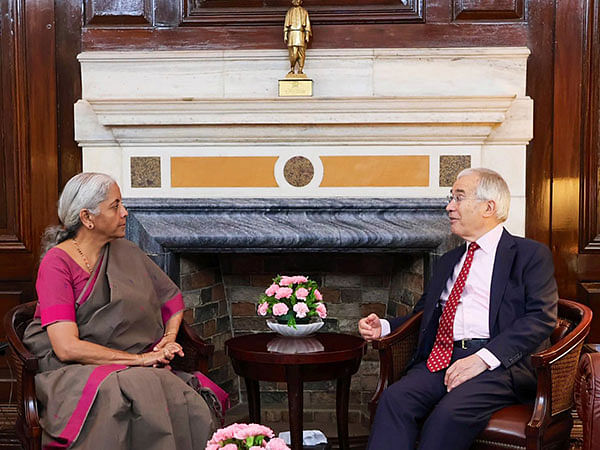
[{"x1": 72, "y1": 238, "x2": 92, "y2": 274}]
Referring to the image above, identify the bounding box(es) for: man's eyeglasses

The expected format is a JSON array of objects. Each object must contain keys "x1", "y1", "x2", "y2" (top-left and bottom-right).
[{"x1": 446, "y1": 194, "x2": 477, "y2": 204}]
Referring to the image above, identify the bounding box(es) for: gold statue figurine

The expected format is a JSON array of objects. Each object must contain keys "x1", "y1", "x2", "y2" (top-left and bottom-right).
[{"x1": 284, "y1": 0, "x2": 312, "y2": 77}]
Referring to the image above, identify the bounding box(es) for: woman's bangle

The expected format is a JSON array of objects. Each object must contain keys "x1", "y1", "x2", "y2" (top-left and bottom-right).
[{"x1": 163, "y1": 331, "x2": 176, "y2": 337}]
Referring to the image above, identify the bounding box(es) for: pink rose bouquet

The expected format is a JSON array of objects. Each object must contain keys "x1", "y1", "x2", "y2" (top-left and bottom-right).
[
  {"x1": 205, "y1": 423, "x2": 290, "y2": 450},
  {"x1": 257, "y1": 275, "x2": 326, "y2": 327}
]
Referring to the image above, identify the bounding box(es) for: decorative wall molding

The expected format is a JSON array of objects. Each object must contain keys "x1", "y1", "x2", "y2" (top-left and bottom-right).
[
  {"x1": 182, "y1": 0, "x2": 424, "y2": 26},
  {"x1": 77, "y1": 96, "x2": 529, "y2": 145},
  {"x1": 85, "y1": 0, "x2": 152, "y2": 25},
  {"x1": 453, "y1": 0, "x2": 524, "y2": 21}
]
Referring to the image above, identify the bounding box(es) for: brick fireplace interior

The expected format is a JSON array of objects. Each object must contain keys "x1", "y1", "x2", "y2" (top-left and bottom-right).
[{"x1": 180, "y1": 251, "x2": 425, "y2": 426}]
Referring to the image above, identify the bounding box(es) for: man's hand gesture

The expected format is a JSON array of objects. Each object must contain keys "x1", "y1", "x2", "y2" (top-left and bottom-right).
[{"x1": 358, "y1": 313, "x2": 382, "y2": 341}]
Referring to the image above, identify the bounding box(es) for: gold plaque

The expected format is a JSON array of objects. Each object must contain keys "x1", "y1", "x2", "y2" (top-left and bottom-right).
[{"x1": 278, "y1": 79, "x2": 313, "y2": 97}]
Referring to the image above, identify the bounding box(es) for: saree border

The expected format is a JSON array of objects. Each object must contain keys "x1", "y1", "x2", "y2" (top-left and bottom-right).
[{"x1": 43, "y1": 364, "x2": 127, "y2": 449}]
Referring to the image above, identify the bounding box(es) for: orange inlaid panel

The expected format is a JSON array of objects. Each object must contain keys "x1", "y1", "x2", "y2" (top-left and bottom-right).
[
  {"x1": 319, "y1": 156, "x2": 429, "y2": 187},
  {"x1": 171, "y1": 157, "x2": 278, "y2": 187}
]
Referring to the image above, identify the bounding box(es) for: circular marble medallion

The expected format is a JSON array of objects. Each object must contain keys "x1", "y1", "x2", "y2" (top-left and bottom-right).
[{"x1": 283, "y1": 156, "x2": 314, "y2": 187}]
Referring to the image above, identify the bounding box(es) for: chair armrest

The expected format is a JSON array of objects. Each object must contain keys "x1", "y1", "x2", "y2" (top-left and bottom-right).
[
  {"x1": 8, "y1": 345, "x2": 42, "y2": 445},
  {"x1": 526, "y1": 301, "x2": 592, "y2": 441},
  {"x1": 3, "y1": 302, "x2": 42, "y2": 445},
  {"x1": 369, "y1": 311, "x2": 423, "y2": 423},
  {"x1": 3, "y1": 305, "x2": 39, "y2": 373},
  {"x1": 371, "y1": 311, "x2": 423, "y2": 353},
  {"x1": 170, "y1": 321, "x2": 214, "y2": 374}
]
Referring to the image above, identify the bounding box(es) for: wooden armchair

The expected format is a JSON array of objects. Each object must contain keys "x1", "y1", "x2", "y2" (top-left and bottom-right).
[
  {"x1": 3, "y1": 301, "x2": 214, "y2": 450},
  {"x1": 369, "y1": 298, "x2": 593, "y2": 450}
]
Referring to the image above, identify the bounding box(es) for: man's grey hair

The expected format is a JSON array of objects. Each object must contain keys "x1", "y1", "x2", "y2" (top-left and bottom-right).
[
  {"x1": 457, "y1": 168, "x2": 510, "y2": 222},
  {"x1": 41, "y1": 172, "x2": 116, "y2": 256}
]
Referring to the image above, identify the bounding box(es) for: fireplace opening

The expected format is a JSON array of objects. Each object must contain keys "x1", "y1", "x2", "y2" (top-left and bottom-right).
[{"x1": 180, "y1": 251, "x2": 426, "y2": 425}]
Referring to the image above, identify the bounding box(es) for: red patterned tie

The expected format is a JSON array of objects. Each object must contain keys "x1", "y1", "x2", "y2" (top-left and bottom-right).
[{"x1": 426, "y1": 242, "x2": 480, "y2": 372}]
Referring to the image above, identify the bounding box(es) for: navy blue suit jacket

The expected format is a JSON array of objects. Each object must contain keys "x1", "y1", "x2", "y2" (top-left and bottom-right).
[{"x1": 389, "y1": 229, "x2": 558, "y2": 397}]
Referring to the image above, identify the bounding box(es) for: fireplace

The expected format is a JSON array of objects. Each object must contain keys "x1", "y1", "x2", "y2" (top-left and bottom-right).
[
  {"x1": 124, "y1": 197, "x2": 458, "y2": 422},
  {"x1": 77, "y1": 46, "x2": 532, "y2": 424}
]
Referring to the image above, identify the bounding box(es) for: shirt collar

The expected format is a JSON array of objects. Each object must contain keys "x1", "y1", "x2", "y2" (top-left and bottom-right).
[{"x1": 467, "y1": 223, "x2": 504, "y2": 255}]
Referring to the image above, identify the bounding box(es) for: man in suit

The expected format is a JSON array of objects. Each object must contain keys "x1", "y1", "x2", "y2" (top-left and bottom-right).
[{"x1": 359, "y1": 168, "x2": 558, "y2": 450}]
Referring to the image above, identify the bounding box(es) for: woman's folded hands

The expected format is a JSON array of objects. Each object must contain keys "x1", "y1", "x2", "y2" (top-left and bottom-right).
[{"x1": 139, "y1": 341, "x2": 184, "y2": 367}]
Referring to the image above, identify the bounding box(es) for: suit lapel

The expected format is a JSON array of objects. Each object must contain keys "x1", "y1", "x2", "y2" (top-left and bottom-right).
[
  {"x1": 488, "y1": 229, "x2": 516, "y2": 332},
  {"x1": 422, "y1": 243, "x2": 466, "y2": 327}
]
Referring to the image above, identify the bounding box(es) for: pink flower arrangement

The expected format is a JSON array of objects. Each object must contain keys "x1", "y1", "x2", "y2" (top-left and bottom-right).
[
  {"x1": 293, "y1": 302, "x2": 309, "y2": 318},
  {"x1": 315, "y1": 302, "x2": 327, "y2": 319},
  {"x1": 205, "y1": 423, "x2": 290, "y2": 450},
  {"x1": 272, "y1": 303, "x2": 289, "y2": 316},
  {"x1": 274, "y1": 287, "x2": 293, "y2": 299},
  {"x1": 257, "y1": 275, "x2": 326, "y2": 327}
]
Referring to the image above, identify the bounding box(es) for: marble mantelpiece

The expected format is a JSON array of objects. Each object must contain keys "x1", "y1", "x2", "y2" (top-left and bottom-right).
[
  {"x1": 77, "y1": 47, "x2": 532, "y2": 235},
  {"x1": 125, "y1": 197, "x2": 460, "y2": 282}
]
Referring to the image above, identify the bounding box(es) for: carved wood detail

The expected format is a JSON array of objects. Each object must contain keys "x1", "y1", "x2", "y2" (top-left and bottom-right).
[
  {"x1": 453, "y1": 0, "x2": 524, "y2": 21},
  {"x1": 85, "y1": 0, "x2": 152, "y2": 25},
  {"x1": 1, "y1": 0, "x2": 30, "y2": 254},
  {"x1": 182, "y1": 0, "x2": 424, "y2": 26}
]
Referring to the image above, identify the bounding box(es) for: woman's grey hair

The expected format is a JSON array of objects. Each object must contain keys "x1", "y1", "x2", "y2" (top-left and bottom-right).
[
  {"x1": 457, "y1": 168, "x2": 511, "y2": 222},
  {"x1": 41, "y1": 172, "x2": 116, "y2": 257}
]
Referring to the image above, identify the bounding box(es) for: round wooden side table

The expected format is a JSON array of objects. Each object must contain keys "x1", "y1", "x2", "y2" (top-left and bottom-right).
[{"x1": 225, "y1": 332, "x2": 367, "y2": 450}]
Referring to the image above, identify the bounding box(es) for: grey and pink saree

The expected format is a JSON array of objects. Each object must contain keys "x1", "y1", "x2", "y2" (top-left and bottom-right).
[{"x1": 24, "y1": 239, "x2": 216, "y2": 449}]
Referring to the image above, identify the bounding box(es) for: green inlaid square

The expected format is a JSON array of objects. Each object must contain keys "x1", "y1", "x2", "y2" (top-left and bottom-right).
[
  {"x1": 439, "y1": 155, "x2": 471, "y2": 187},
  {"x1": 131, "y1": 157, "x2": 161, "y2": 188}
]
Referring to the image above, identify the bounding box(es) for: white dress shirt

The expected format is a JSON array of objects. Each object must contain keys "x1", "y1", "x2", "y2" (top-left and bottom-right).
[{"x1": 380, "y1": 223, "x2": 504, "y2": 370}]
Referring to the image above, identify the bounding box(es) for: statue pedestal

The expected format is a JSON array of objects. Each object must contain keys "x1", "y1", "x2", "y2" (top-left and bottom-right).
[{"x1": 278, "y1": 77, "x2": 313, "y2": 97}]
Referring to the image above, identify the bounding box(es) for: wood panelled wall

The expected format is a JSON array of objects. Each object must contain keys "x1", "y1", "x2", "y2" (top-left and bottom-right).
[
  {"x1": 1, "y1": 0, "x2": 599, "y2": 338},
  {"x1": 0, "y1": 0, "x2": 58, "y2": 394}
]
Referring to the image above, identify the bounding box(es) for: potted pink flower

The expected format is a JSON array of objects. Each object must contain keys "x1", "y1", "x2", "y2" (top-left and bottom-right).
[
  {"x1": 257, "y1": 275, "x2": 327, "y2": 328},
  {"x1": 205, "y1": 423, "x2": 290, "y2": 449}
]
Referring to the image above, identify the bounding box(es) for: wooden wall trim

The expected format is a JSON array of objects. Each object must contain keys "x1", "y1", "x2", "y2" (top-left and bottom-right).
[
  {"x1": 181, "y1": 1, "x2": 424, "y2": 26},
  {"x1": 57, "y1": 0, "x2": 83, "y2": 188},
  {"x1": 25, "y1": 0, "x2": 59, "y2": 257},
  {"x1": 82, "y1": 23, "x2": 528, "y2": 50},
  {"x1": 524, "y1": 0, "x2": 556, "y2": 247},
  {"x1": 550, "y1": 0, "x2": 587, "y2": 298},
  {"x1": 580, "y1": 0, "x2": 600, "y2": 252}
]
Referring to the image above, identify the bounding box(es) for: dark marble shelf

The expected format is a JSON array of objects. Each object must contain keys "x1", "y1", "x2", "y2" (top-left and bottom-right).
[{"x1": 125, "y1": 198, "x2": 459, "y2": 281}]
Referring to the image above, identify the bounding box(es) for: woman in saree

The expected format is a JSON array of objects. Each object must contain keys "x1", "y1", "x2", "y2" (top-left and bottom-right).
[{"x1": 23, "y1": 172, "x2": 219, "y2": 449}]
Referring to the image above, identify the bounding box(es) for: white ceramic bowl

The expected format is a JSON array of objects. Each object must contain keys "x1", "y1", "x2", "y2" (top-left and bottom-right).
[{"x1": 266, "y1": 318, "x2": 324, "y2": 338}]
